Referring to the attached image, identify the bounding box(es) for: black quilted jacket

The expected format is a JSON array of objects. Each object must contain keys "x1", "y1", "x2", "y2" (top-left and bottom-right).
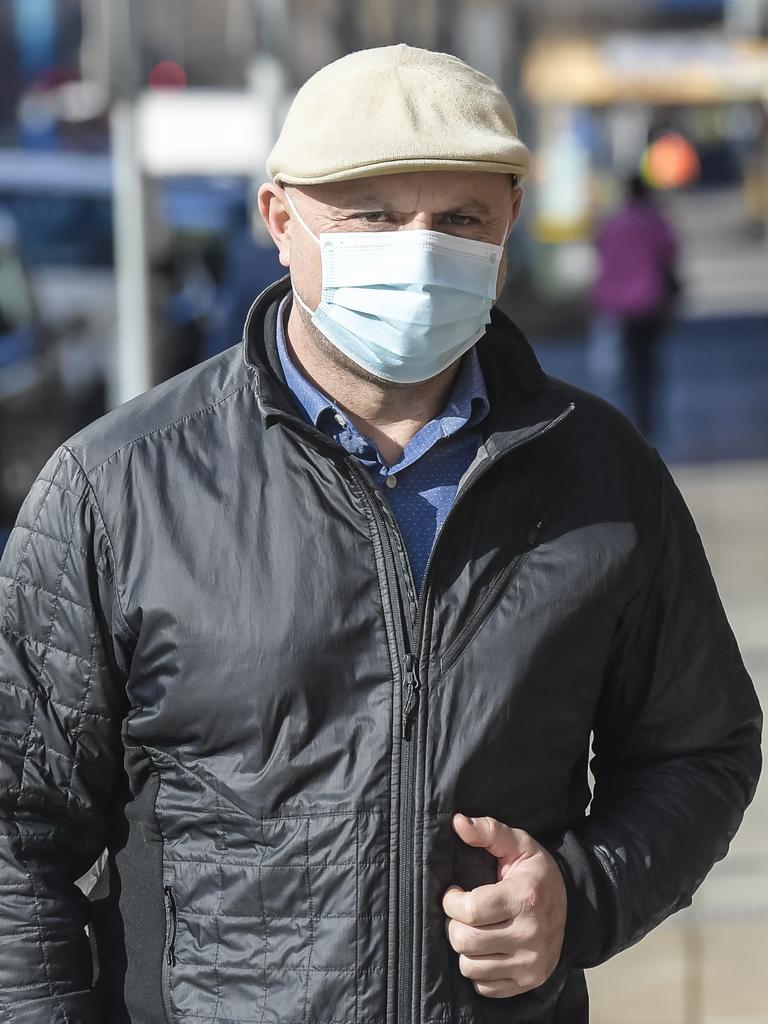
[{"x1": 0, "y1": 276, "x2": 761, "y2": 1024}]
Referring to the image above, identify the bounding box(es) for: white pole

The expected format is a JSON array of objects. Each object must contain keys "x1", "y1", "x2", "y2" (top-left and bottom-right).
[
  {"x1": 102, "y1": 0, "x2": 153, "y2": 407},
  {"x1": 110, "y1": 99, "x2": 152, "y2": 406}
]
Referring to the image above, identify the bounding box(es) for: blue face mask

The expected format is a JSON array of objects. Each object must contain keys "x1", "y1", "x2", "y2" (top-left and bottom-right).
[{"x1": 285, "y1": 191, "x2": 508, "y2": 384}]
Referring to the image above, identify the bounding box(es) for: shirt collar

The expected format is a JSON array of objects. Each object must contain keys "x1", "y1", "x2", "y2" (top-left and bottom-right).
[
  {"x1": 275, "y1": 291, "x2": 490, "y2": 438},
  {"x1": 439, "y1": 338, "x2": 490, "y2": 435},
  {"x1": 275, "y1": 294, "x2": 340, "y2": 428}
]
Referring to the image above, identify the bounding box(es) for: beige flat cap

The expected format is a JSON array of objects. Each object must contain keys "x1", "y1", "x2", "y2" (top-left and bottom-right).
[{"x1": 267, "y1": 44, "x2": 530, "y2": 186}]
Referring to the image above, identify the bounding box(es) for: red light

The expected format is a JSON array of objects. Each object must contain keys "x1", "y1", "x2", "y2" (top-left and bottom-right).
[{"x1": 149, "y1": 62, "x2": 187, "y2": 91}]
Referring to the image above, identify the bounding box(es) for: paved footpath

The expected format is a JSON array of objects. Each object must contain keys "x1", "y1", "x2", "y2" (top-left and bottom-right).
[{"x1": 588, "y1": 460, "x2": 768, "y2": 1024}]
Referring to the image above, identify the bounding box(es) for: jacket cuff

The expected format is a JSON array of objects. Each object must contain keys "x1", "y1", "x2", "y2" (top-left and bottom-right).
[{"x1": 545, "y1": 830, "x2": 615, "y2": 970}]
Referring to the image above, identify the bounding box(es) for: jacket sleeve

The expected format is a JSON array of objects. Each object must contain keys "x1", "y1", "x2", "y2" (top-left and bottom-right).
[
  {"x1": 550, "y1": 454, "x2": 762, "y2": 970},
  {"x1": 0, "y1": 446, "x2": 131, "y2": 1024}
]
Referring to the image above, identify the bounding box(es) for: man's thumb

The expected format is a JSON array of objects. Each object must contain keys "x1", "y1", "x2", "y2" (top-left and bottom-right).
[{"x1": 451, "y1": 813, "x2": 538, "y2": 865}]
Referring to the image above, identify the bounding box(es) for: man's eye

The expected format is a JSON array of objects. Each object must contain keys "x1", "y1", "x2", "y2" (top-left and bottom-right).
[
  {"x1": 445, "y1": 214, "x2": 477, "y2": 227},
  {"x1": 358, "y1": 212, "x2": 393, "y2": 224}
]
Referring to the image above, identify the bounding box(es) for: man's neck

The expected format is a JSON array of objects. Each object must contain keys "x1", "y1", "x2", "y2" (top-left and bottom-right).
[{"x1": 285, "y1": 303, "x2": 460, "y2": 465}]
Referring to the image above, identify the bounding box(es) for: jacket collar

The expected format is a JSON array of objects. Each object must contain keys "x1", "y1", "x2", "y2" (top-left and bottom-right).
[{"x1": 242, "y1": 275, "x2": 574, "y2": 458}]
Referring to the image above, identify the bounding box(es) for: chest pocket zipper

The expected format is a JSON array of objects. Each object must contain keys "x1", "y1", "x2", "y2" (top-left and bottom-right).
[
  {"x1": 438, "y1": 520, "x2": 545, "y2": 680},
  {"x1": 162, "y1": 885, "x2": 177, "y2": 1022}
]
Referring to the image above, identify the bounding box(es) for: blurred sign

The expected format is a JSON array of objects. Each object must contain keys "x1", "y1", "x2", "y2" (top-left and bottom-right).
[
  {"x1": 137, "y1": 90, "x2": 273, "y2": 177},
  {"x1": 524, "y1": 33, "x2": 768, "y2": 104}
]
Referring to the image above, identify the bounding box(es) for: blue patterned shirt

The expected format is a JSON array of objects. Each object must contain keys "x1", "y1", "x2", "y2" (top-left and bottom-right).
[{"x1": 276, "y1": 295, "x2": 490, "y2": 591}]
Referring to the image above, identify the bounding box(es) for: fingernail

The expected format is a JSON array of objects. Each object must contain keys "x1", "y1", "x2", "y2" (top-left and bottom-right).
[{"x1": 464, "y1": 815, "x2": 475, "y2": 825}]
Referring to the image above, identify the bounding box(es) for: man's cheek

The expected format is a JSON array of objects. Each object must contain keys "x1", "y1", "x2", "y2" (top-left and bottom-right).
[
  {"x1": 288, "y1": 248, "x2": 322, "y2": 305},
  {"x1": 495, "y1": 256, "x2": 508, "y2": 300}
]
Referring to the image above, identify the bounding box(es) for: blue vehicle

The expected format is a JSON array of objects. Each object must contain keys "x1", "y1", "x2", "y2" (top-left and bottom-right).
[
  {"x1": 0, "y1": 209, "x2": 41, "y2": 388},
  {"x1": 0, "y1": 151, "x2": 114, "y2": 550}
]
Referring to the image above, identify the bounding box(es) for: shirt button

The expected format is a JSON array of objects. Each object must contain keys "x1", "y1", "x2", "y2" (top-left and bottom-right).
[
  {"x1": 385, "y1": 475, "x2": 397, "y2": 489},
  {"x1": 334, "y1": 413, "x2": 346, "y2": 427}
]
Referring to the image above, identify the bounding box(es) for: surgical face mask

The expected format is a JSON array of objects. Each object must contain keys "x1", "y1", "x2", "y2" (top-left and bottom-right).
[{"x1": 285, "y1": 191, "x2": 508, "y2": 384}]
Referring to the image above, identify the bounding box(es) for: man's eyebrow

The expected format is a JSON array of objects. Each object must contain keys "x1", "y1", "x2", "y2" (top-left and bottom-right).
[
  {"x1": 440, "y1": 201, "x2": 493, "y2": 216},
  {"x1": 341, "y1": 197, "x2": 494, "y2": 215}
]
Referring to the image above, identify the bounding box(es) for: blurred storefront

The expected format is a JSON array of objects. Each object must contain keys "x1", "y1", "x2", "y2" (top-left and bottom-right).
[
  {"x1": 519, "y1": 30, "x2": 768, "y2": 323},
  {"x1": 0, "y1": 0, "x2": 767, "y2": 519}
]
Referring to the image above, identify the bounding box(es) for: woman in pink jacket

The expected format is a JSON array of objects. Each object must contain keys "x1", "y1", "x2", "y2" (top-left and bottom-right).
[{"x1": 593, "y1": 174, "x2": 680, "y2": 437}]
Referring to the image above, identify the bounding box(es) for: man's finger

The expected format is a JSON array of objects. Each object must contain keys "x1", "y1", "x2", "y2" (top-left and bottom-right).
[
  {"x1": 452, "y1": 813, "x2": 539, "y2": 866},
  {"x1": 442, "y1": 880, "x2": 517, "y2": 926},
  {"x1": 473, "y1": 977, "x2": 529, "y2": 999},
  {"x1": 446, "y1": 916, "x2": 516, "y2": 957},
  {"x1": 459, "y1": 951, "x2": 551, "y2": 997},
  {"x1": 457, "y1": 951, "x2": 517, "y2": 982}
]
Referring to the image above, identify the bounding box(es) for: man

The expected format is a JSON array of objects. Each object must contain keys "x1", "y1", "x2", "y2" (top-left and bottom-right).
[{"x1": 0, "y1": 44, "x2": 761, "y2": 1024}]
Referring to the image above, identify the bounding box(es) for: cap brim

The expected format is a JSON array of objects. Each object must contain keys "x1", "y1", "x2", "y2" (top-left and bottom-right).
[{"x1": 273, "y1": 156, "x2": 529, "y2": 186}]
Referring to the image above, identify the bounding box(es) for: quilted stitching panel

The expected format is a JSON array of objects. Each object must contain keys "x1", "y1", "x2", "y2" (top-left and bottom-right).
[
  {"x1": 0, "y1": 447, "x2": 126, "y2": 1020},
  {"x1": 162, "y1": 807, "x2": 389, "y2": 1024}
]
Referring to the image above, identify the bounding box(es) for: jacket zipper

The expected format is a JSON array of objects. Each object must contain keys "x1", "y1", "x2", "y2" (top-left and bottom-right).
[
  {"x1": 162, "y1": 884, "x2": 177, "y2": 1023},
  {"x1": 343, "y1": 462, "x2": 420, "y2": 1024},
  {"x1": 342, "y1": 396, "x2": 574, "y2": 1024}
]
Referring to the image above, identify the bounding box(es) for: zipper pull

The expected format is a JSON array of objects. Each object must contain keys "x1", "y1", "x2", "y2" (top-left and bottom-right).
[
  {"x1": 401, "y1": 654, "x2": 420, "y2": 738},
  {"x1": 164, "y1": 885, "x2": 177, "y2": 967},
  {"x1": 526, "y1": 520, "x2": 544, "y2": 548}
]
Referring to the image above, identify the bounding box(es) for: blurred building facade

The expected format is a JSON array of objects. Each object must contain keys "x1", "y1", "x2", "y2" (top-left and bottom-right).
[{"x1": 0, "y1": 0, "x2": 767, "y2": 473}]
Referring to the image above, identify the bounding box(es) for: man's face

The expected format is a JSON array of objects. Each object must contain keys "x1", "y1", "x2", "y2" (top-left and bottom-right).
[
  {"x1": 260, "y1": 170, "x2": 522, "y2": 311},
  {"x1": 257, "y1": 170, "x2": 523, "y2": 386}
]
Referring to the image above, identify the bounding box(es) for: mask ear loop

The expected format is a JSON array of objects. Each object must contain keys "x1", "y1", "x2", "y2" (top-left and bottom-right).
[
  {"x1": 281, "y1": 189, "x2": 323, "y2": 316},
  {"x1": 283, "y1": 189, "x2": 321, "y2": 246}
]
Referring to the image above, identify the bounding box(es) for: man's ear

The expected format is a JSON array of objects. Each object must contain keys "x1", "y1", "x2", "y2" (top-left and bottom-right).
[
  {"x1": 257, "y1": 182, "x2": 292, "y2": 268},
  {"x1": 510, "y1": 185, "x2": 524, "y2": 227}
]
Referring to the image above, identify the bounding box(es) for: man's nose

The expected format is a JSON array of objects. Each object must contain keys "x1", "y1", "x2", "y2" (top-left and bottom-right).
[{"x1": 405, "y1": 213, "x2": 434, "y2": 231}]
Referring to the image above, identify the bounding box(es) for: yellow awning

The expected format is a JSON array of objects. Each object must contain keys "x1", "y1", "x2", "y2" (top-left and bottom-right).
[{"x1": 523, "y1": 35, "x2": 768, "y2": 106}]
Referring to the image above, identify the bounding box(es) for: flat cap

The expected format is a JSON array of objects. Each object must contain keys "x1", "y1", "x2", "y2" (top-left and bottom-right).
[{"x1": 267, "y1": 44, "x2": 530, "y2": 186}]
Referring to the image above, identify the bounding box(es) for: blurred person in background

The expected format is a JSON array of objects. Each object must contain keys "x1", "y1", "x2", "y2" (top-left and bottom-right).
[
  {"x1": 202, "y1": 198, "x2": 285, "y2": 360},
  {"x1": 152, "y1": 246, "x2": 217, "y2": 378},
  {"x1": 0, "y1": 43, "x2": 761, "y2": 1024},
  {"x1": 593, "y1": 173, "x2": 680, "y2": 439}
]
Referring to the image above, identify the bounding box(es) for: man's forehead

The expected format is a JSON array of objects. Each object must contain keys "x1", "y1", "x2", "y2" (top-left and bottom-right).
[{"x1": 298, "y1": 171, "x2": 511, "y2": 210}]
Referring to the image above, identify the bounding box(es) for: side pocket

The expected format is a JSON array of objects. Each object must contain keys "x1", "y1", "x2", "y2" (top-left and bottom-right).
[
  {"x1": 162, "y1": 884, "x2": 178, "y2": 1023},
  {"x1": 438, "y1": 520, "x2": 545, "y2": 681}
]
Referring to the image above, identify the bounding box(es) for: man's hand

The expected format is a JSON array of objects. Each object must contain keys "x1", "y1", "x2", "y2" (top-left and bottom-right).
[{"x1": 442, "y1": 813, "x2": 567, "y2": 999}]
